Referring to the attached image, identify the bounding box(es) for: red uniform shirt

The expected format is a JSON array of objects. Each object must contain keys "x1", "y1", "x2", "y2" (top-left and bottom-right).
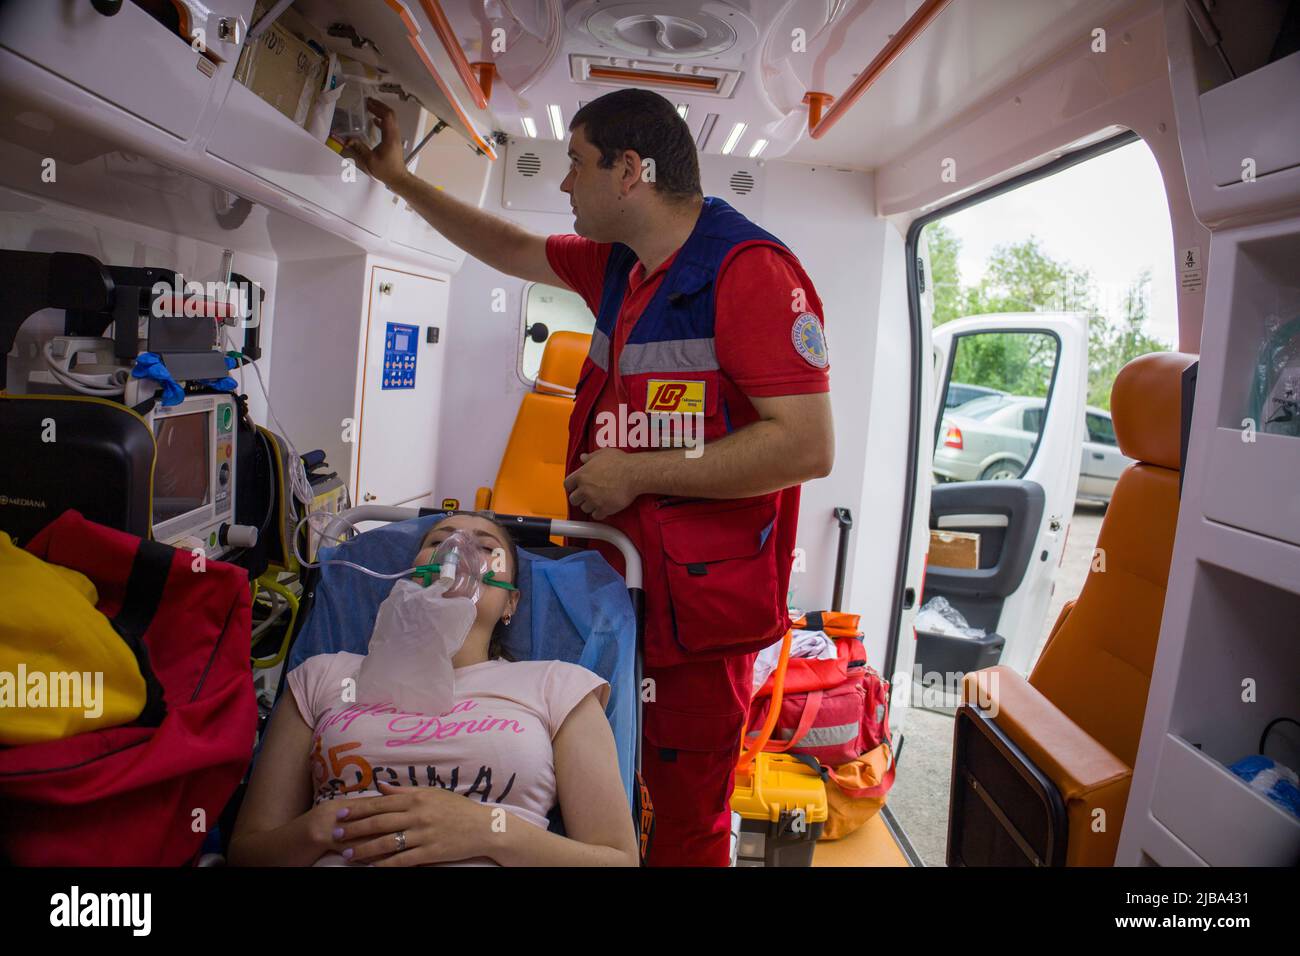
[{"x1": 544, "y1": 233, "x2": 830, "y2": 591}]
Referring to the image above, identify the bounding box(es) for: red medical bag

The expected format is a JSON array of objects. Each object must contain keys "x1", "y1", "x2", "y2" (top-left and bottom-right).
[
  {"x1": 744, "y1": 611, "x2": 891, "y2": 767},
  {"x1": 0, "y1": 510, "x2": 256, "y2": 866}
]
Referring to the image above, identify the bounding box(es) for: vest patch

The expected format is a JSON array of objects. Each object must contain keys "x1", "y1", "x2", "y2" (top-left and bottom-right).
[
  {"x1": 792, "y1": 313, "x2": 828, "y2": 368},
  {"x1": 646, "y1": 379, "x2": 706, "y2": 414}
]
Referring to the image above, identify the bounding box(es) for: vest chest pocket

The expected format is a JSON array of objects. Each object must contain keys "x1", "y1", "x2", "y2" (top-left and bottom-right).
[{"x1": 656, "y1": 498, "x2": 784, "y2": 656}]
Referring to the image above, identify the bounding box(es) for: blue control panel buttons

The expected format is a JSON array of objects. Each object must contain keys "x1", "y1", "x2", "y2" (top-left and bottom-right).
[{"x1": 382, "y1": 321, "x2": 419, "y2": 390}]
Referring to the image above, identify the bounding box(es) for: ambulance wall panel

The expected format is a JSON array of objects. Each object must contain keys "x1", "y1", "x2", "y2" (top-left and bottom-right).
[
  {"x1": 756, "y1": 162, "x2": 895, "y2": 651},
  {"x1": 435, "y1": 152, "x2": 563, "y2": 505},
  {"x1": 265, "y1": 256, "x2": 369, "y2": 492}
]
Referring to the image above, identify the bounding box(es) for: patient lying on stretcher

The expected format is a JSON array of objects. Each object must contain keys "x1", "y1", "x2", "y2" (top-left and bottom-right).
[{"x1": 228, "y1": 514, "x2": 638, "y2": 866}]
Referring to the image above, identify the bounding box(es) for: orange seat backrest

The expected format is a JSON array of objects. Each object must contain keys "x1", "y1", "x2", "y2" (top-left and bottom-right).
[
  {"x1": 1028, "y1": 351, "x2": 1197, "y2": 769},
  {"x1": 489, "y1": 331, "x2": 590, "y2": 519}
]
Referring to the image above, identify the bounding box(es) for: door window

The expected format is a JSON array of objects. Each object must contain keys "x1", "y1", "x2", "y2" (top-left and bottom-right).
[
  {"x1": 935, "y1": 331, "x2": 1059, "y2": 483},
  {"x1": 519, "y1": 283, "x2": 595, "y2": 384},
  {"x1": 1086, "y1": 411, "x2": 1117, "y2": 445}
]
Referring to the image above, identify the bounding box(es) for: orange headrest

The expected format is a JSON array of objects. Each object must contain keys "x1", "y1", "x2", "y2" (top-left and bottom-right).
[
  {"x1": 534, "y1": 331, "x2": 591, "y2": 396},
  {"x1": 1110, "y1": 351, "x2": 1198, "y2": 470}
]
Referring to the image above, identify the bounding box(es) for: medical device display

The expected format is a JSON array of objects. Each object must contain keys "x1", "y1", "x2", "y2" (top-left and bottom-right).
[{"x1": 147, "y1": 393, "x2": 256, "y2": 557}]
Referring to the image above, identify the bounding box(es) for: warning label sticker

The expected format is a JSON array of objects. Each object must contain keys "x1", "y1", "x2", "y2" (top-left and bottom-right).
[{"x1": 1179, "y1": 246, "x2": 1203, "y2": 295}]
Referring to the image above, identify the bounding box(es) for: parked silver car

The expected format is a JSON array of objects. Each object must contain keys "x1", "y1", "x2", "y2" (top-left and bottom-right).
[
  {"x1": 1078, "y1": 407, "x2": 1131, "y2": 504},
  {"x1": 934, "y1": 395, "x2": 1133, "y2": 502}
]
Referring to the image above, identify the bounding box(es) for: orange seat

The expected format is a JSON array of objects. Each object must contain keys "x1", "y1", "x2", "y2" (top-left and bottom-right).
[
  {"x1": 474, "y1": 331, "x2": 589, "y2": 520},
  {"x1": 949, "y1": 350, "x2": 1198, "y2": 866}
]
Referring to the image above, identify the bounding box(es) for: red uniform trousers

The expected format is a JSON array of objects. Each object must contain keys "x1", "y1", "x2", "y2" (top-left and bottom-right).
[{"x1": 642, "y1": 651, "x2": 758, "y2": 867}]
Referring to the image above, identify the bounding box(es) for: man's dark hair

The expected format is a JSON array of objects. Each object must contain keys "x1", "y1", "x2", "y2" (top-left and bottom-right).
[{"x1": 570, "y1": 88, "x2": 702, "y2": 202}]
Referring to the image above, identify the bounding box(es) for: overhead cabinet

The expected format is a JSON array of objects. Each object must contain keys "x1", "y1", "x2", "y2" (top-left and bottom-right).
[{"x1": 0, "y1": 0, "x2": 254, "y2": 141}]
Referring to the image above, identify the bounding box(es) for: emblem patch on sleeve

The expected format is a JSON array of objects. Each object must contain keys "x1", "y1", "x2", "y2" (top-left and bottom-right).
[{"x1": 792, "y1": 313, "x2": 828, "y2": 368}]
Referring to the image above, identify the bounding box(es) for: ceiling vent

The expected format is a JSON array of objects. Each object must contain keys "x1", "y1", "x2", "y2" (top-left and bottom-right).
[
  {"x1": 570, "y1": 54, "x2": 742, "y2": 98},
  {"x1": 515, "y1": 152, "x2": 542, "y2": 177},
  {"x1": 728, "y1": 170, "x2": 756, "y2": 195},
  {"x1": 567, "y1": 1, "x2": 759, "y2": 60}
]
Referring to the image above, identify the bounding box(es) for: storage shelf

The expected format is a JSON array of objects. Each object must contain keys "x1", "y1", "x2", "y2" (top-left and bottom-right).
[
  {"x1": 1201, "y1": 428, "x2": 1300, "y2": 550},
  {"x1": 1195, "y1": 515, "x2": 1300, "y2": 597},
  {"x1": 1151, "y1": 734, "x2": 1299, "y2": 866}
]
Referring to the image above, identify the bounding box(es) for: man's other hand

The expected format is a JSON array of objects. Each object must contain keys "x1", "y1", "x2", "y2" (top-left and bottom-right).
[
  {"x1": 341, "y1": 98, "x2": 410, "y2": 188},
  {"x1": 564, "y1": 449, "x2": 640, "y2": 521}
]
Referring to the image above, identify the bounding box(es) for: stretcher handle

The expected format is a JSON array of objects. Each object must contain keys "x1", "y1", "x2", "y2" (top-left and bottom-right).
[{"x1": 737, "y1": 628, "x2": 792, "y2": 772}]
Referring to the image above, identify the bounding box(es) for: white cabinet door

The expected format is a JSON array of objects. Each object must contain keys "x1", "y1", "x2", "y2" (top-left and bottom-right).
[
  {"x1": 0, "y1": 0, "x2": 252, "y2": 139},
  {"x1": 354, "y1": 267, "x2": 447, "y2": 508}
]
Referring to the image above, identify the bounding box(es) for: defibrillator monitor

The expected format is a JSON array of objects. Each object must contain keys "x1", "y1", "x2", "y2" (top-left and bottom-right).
[{"x1": 148, "y1": 394, "x2": 237, "y2": 557}]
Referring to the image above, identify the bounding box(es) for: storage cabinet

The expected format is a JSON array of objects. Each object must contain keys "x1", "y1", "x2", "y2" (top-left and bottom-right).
[
  {"x1": 207, "y1": 78, "x2": 396, "y2": 236},
  {"x1": 265, "y1": 257, "x2": 449, "y2": 512},
  {"x1": 0, "y1": 0, "x2": 254, "y2": 140},
  {"x1": 1119, "y1": 4, "x2": 1300, "y2": 867},
  {"x1": 353, "y1": 267, "x2": 448, "y2": 508},
  {"x1": 1164, "y1": 0, "x2": 1300, "y2": 226}
]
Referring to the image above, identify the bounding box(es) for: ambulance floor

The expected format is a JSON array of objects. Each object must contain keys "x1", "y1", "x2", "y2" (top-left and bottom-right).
[{"x1": 812, "y1": 814, "x2": 909, "y2": 867}]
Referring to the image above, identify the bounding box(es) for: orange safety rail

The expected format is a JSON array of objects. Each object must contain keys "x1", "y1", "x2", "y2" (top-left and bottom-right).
[
  {"x1": 470, "y1": 61, "x2": 496, "y2": 101},
  {"x1": 379, "y1": 0, "x2": 496, "y2": 158},
  {"x1": 419, "y1": 0, "x2": 490, "y2": 110},
  {"x1": 809, "y1": 0, "x2": 955, "y2": 139}
]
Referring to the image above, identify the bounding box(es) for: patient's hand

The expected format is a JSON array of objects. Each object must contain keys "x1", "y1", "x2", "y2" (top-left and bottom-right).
[{"x1": 336, "y1": 780, "x2": 493, "y2": 865}]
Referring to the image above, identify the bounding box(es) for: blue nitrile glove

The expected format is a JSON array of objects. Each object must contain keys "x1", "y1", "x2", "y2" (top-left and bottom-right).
[
  {"x1": 131, "y1": 352, "x2": 185, "y2": 406},
  {"x1": 196, "y1": 355, "x2": 239, "y2": 393}
]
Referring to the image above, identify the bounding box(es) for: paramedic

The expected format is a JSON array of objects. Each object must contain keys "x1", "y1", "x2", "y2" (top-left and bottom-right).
[{"x1": 344, "y1": 90, "x2": 834, "y2": 867}]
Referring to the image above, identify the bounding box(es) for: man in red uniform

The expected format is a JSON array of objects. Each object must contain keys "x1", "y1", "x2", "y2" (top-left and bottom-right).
[{"x1": 346, "y1": 90, "x2": 833, "y2": 866}]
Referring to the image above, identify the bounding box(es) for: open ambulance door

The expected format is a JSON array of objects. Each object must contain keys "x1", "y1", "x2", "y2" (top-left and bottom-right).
[{"x1": 906, "y1": 311, "x2": 1088, "y2": 707}]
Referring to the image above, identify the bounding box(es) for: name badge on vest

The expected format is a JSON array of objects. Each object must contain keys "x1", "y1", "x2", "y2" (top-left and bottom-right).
[{"x1": 646, "y1": 379, "x2": 705, "y2": 449}]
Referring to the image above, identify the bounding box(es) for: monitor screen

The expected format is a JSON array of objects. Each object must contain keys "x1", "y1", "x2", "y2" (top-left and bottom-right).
[
  {"x1": 395, "y1": 332, "x2": 410, "y2": 352},
  {"x1": 153, "y1": 411, "x2": 211, "y2": 525}
]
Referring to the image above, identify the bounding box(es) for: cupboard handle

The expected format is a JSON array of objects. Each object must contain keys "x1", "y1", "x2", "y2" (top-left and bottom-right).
[{"x1": 90, "y1": 0, "x2": 123, "y2": 15}]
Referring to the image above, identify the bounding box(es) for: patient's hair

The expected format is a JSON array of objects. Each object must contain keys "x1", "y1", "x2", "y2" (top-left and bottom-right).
[
  {"x1": 420, "y1": 514, "x2": 519, "y2": 662},
  {"x1": 482, "y1": 516, "x2": 520, "y2": 663}
]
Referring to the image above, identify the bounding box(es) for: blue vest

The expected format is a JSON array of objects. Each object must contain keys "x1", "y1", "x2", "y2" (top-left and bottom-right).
[
  {"x1": 564, "y1": 197, "x2": 805, "y2": 667},
  {"x1": 570, "y1": 196, "x2": 792, "y2": 460}
]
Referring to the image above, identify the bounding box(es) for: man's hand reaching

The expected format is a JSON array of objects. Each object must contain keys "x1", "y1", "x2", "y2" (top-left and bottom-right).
[{"x1": 340, "y1": 98, "x2": 410, "y2": 189}]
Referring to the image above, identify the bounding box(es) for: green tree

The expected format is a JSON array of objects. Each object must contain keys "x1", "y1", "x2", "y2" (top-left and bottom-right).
[
  {"x1": 925, "y1": 221, "x2": 964, "y2": 326},
  {"x1": 1087, "y1": 269, "x2": 1170, "y2": 409},
  {"x1": 922, "y1": 222, "x2": 1168, "y2": 409}
]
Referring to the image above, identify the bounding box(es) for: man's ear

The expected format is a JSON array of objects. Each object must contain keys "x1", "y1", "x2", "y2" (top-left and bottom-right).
[{"x1": 619, "y1": 148, "x2": 643, "y2": 194}]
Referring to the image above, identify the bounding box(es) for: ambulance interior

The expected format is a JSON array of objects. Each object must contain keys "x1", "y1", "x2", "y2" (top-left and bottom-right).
[{"x1": 0, "y1": 0, "x2": 1298, "y2": 869}]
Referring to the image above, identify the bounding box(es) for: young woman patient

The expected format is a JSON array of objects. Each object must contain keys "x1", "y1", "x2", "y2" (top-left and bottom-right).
[{"x1": 229, "y1": 513, "x2": 638, "y2": 866}]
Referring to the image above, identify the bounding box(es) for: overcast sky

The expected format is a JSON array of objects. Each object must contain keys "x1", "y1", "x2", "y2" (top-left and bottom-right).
[{"x1": 939, "y1": 140, "x2": 1178, "y2": 347}]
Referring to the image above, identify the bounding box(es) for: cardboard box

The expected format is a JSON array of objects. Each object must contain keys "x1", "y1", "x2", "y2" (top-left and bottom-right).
[
  {"x1": 234, "y1": 15, "x2": 325, "y2": 127},
  {"x1": 929, "y1": 530, "x2": 980, "y2": 569}
]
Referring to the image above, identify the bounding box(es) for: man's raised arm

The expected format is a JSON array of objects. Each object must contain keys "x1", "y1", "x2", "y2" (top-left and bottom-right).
[{"x1": 344, "y1": 99, "x2": 562, "y2": 287}]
